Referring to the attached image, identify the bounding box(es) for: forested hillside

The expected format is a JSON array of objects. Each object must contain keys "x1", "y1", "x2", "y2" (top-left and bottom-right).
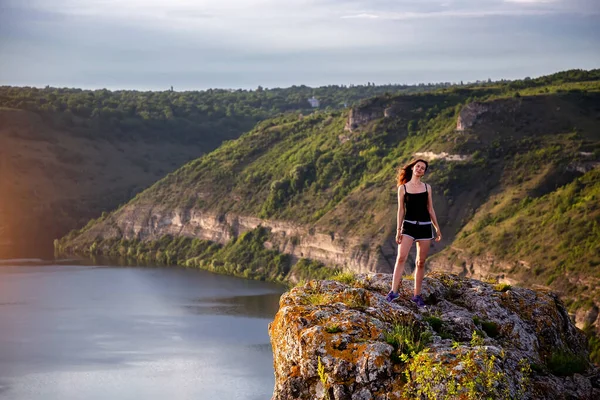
[
  {"x1": 2, "y1": 80, "x2": 454, "y2": 258},
  {"x1": 3, "y1": 68, "x2": 597, "y2": 145},
  {"x1": 0, "y1": 82, "x2": 454, "y2": 147},
  {"x1": 56, "y1": 72, "x2": 600, "y2": 361}
]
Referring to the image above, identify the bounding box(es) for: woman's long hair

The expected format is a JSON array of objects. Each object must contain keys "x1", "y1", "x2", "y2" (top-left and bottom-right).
[{"x1": 397, "y1": 159, "x2": 429, "y2": 186}]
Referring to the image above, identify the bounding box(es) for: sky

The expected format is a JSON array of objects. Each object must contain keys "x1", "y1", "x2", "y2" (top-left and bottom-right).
[{"x1": 0, "y1": 0, "x2": 599, "y2": 90}]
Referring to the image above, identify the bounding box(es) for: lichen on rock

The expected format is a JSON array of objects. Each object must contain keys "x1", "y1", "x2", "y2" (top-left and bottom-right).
[{"x1": 269, "y1": 272, "x2": 600, "y2": 399}]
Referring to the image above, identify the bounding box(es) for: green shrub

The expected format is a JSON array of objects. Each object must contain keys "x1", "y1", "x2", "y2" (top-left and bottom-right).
[
  {"x1": 306, "y1": 292, "x2": 333, "y2": 306},
  {"x1": 424, "y1": 316, "x2": 443, "y2": 332},
  {"x1": 481, "y1": 321, "x2": 500, "y2": 338},
  {"x1": 494, "y1": 283, "x2": 512, "y2": 292},
  {"x1": 385, "y1": 320, "x2": 432, "y2": 364},
  {"x1": 547, "y1": 350, "x2": 588, "y2": 376},
  {"x1": 331, "y1": 271, "x2": 357, "y2": 285},
  {"x1": 325, "y1": 324, "x2": 342, "y2": 334},
  {"x1": 403, "y1": 341, "x2": 531, "y2": 400},
  {"x1": 424, "y1": 315, "x2": 455, "y2": 340},
  {"x1": 292, "y1": 259, "x2": 339, "y2": 281}
]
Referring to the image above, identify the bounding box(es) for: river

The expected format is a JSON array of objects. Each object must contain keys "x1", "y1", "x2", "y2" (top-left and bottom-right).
[{"x1": 0, "y1": 263, "x2": 287, "y2": 400}]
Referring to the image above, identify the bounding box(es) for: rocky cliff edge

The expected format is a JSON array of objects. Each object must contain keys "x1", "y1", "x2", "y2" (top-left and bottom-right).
[{"x1": 269, "y1": 272, "x2": 599, "y2": 400}]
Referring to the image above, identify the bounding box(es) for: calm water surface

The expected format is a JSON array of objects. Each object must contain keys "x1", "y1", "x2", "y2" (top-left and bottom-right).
[{"x1": 0, "y1": 263, "x2": 287, "y2": 400}]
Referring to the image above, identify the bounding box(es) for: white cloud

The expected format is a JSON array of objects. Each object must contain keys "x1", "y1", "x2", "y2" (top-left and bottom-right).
[
  {"x1": 2, "y1": 0, "x2": 598, "y2": 89},
  {"x1": 340, "y1": 13, "x2": 379, "y2": 19},
  {"x1": 359, "y1": 8, "x2": 553, "y2": 20},
  {"x1": 504, "y1": 0, "x2": 557, "y2": 3}
]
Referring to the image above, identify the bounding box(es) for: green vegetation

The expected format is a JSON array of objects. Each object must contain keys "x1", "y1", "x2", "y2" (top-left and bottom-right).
[
  {"x1": 331, "y1": 271, "x2": 358, "y2": 285},
  {"x1": 480, "y1": 321, "x2": 501, "y2": 338},
  {"x1": 472, "y1": 316, "x2": 501, "y2": 339},
  {"x1": 494, "y1": 283, "x2": 512, "y2": 292},
  {"x1": 588, "y1": 333, "x2": 600, "y2": 366},
  {"x1": 56, "y1": 70, "x2": 600, "y2": 334},
  {"x1": 317, "y1": 356, "x2": 331, "y2": 400},
  {"x1": 424, "y1": 316, "x2": 443, "y2": 332},
  {"x1": 546, "y1": 350, "x2": 588, "y2": 376},
  {"x1": 505, "y1": 69, "x2": 600, "y2": 90},
  {"x1": 72, "y1": 227, "x2": 298, "y2": 282},
  {"x1": 291, "y1": 259, "x2": 340, "y2": 282},
  {"x1": 6, "y1": 69, "x2": 597, "y2": 146},
  {"x1": 0, "y1": 82, "x2": 460, "y2": 146},
  {"x1": 582, "y1": 322, "x2": 600, "y2": 366},
  {"x1": 457, "y1": 167, "x2": 600, "y2": 299},
  {"x1": 424, "y1": 315, "x2": 455, "y2": 340},
  {"x1": 324, "y1": 324, "x2": 342, "y2": 334},
  {"x1": 403, "y1": 332, "x2": 531, "y2": 400},
  {"x1": 306, "y1": 292, "x2": 334, "y2": 306},
  {"x1": 385, "y1": 320, "x2": 432, "y2": 364}
]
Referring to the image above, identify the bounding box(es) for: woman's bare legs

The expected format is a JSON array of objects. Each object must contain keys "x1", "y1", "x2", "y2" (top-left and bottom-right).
[
  {"x1": 391, "y1": 235, "x2": 414, "y2": 293},
  {"x1": 414, "y1": 240, "x2": 431, "y2": 296}
]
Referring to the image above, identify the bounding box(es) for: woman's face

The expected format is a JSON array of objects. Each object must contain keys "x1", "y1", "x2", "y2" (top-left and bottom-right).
[{"x1": 412, "y1": 162, "x2": 427, "y2": 177}]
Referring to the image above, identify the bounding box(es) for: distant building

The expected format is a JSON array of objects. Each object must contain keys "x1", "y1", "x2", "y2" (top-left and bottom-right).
[{"x1": 308, "y1": 96, "x2": 320, "y2": 108}]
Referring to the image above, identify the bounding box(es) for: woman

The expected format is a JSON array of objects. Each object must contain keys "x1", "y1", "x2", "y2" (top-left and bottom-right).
[{"x1": 386, "y1": 159, "x2": 442, "y2": 307}]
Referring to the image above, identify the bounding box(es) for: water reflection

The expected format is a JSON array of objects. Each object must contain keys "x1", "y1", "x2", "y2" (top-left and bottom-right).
[
  {"x1": 186, "y1": 292, "x2": 282, "y2": 319},
  {"x1": 0, "y1": 263, "x2": 287, "y2": 400}
]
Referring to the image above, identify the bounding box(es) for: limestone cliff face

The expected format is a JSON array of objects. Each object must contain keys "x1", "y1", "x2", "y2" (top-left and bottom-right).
[
  {"x1": 344, "y1": 100, "x2": 413, "y2": 132},
  {"x1": 77, "y1": 202, "x2": 392, "y2": 275},
  {"x1": 456, "y1": 102, "x2": 489, "y2": 131},
  {"x1": 456, "y1": 100, "x2": 519, "y2": 131},
  {"x1": 269, "y1": 272, "x2": 600, "y2": 400},
  {"x1": 344, "y1": 108, "x2": 384, "y2": 132}
]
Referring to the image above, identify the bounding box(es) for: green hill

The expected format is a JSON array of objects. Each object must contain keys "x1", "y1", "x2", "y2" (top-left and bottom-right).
[
  {"x1": 55, "y1": 70, "x2": 600, "y2": 360},
  {"x1": 0, "y1": 82, "x2": 458, "y2": 146},
  {"x1": 2, "y1": 82, "x2": 453, "y2": 258}
]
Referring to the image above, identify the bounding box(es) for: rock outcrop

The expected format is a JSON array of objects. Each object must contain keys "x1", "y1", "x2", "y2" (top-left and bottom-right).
[
  {"x1": 344, "y1": 107, "x2": 384, "y2": 132},
  {"x1": 456, "y1": 102, "x2": 489, "y2": 131},
  {"x1": 269, "y1": 272, "x2": 599, "y2": 399},
  {"x1": 344, "y1": 100, "x2": 412, "y2": 131}
]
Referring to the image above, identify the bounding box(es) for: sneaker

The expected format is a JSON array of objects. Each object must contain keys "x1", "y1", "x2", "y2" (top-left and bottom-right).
[
  {"x1": 411, "y1": 294, "x2": 426, "y2": 308},
  {"x1": 386, "y1": 291, "x2": 400, "y2": 302}
]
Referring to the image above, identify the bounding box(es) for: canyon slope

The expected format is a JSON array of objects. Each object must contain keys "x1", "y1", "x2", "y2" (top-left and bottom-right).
[
  {"x1": 2, "y1": 83, "x2": 422, "y2": 258},
  {"x1": 57, "y1": 74, "x2": 600, "y2": 338},
  {"x1": 0, "y1": 108, "x2": 203, "y2": 258}
]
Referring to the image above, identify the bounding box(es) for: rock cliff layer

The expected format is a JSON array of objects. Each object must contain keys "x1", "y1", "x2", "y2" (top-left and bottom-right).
[{"x1": 72, "y1": 203, "x2": 391, "y2": 274}]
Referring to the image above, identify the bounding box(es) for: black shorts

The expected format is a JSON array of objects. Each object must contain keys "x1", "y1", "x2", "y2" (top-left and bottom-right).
[{"x1": 401, "y1": 220, "x2": 434, "y2": 241}]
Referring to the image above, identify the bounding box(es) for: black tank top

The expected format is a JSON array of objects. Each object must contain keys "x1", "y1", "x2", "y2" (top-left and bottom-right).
[{"x1": 403, "y1": 184, "x2": 431, "y2": 222}]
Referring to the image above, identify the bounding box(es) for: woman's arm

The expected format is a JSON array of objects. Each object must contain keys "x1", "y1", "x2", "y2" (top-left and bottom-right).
[
  {"x1": 396, "y1": 186, "x2": 405, "y2": 244},
  {"x1": 427, "y1": 184, "x2": 442, "y2": 242}
]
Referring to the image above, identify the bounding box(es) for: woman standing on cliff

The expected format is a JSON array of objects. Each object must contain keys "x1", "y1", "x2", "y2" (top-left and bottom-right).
[{"x1": 386, "y1": 159, "x2": 442, "y2": 307}]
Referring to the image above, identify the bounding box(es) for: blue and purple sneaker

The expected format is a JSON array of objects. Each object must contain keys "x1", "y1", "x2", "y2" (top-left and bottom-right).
[
  {"x1": 411, "y1": 294, "x2": 426, "y2": 308},
  {"x1": 385, "y1": 291, "x2": 400, "y2": 302}
]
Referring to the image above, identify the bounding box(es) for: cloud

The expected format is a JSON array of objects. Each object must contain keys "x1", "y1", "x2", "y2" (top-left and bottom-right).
[
  {"x1": 351, "y1": 9, "x2": 553, "y2": 20},
  {"x1": 340, "y1": 13, "x2": 379, "y2": 19},
  {"x1": 504, "y1": 0, "x2": 556, "y2": 3},
  {"x1": 1, "y1": 0, "x2": 598, "y2": 89}
]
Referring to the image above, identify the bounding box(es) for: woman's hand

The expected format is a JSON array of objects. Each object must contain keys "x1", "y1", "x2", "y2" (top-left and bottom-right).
[
  {"x1": 396, "y1": 230, "x2": 402, "y2": 244},
  {"x1": 435, "y1": 230, "x2": 442, "y2": 242}
]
